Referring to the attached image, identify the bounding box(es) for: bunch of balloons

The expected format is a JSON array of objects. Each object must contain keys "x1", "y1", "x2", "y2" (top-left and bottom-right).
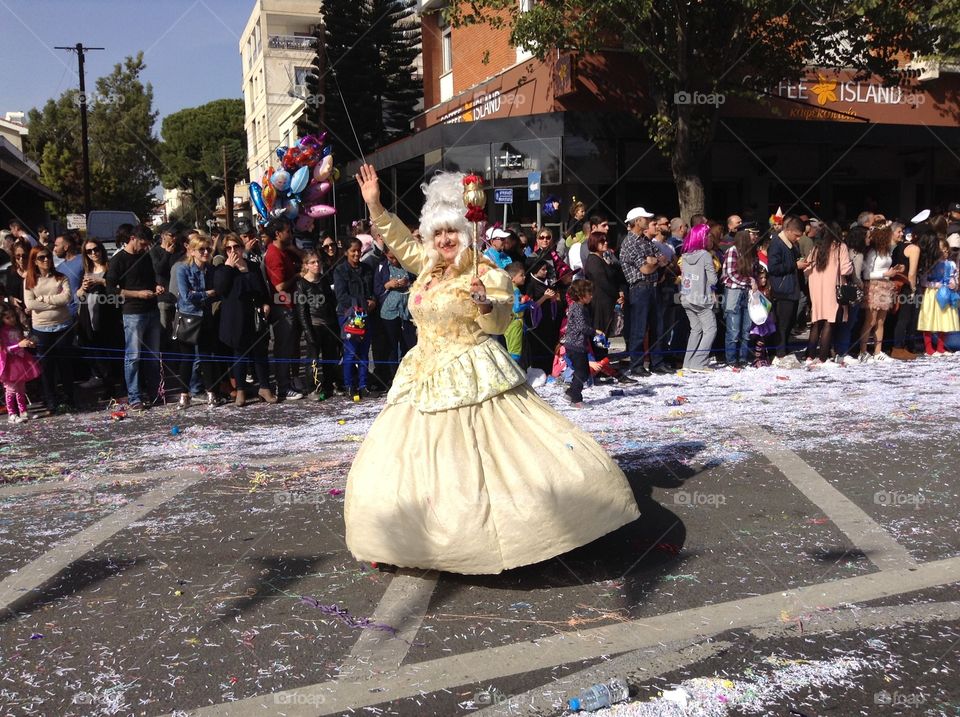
[{"x1": 248, "y1": 133, "x2": 337, "y2": 232}]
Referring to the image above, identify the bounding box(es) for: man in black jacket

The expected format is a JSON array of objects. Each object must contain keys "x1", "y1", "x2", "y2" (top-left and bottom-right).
[
  {"x1": 105, "y1": 224, "x2": 164, "y2": 410},
  {"x1": 766, "y1": 216, "x2": 809, "y2": 367}
]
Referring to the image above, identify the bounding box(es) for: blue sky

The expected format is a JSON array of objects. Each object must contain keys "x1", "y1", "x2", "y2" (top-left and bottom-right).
[{"x1": 0, "y1": 0, "x2": 267, "y2": 135}]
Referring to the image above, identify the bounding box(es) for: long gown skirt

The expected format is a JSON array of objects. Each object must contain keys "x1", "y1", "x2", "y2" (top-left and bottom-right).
[{"x1": 344, "y1": 384, "x2": 641, "y2": 574}]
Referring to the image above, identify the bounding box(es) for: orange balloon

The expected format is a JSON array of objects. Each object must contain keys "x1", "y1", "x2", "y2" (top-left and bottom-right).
[{"x1": 262, "y1": 183, "x2": 277, "y2": 211}]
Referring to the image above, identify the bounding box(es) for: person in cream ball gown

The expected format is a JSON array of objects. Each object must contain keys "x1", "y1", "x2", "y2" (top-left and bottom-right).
[{"x1": 344, "y1": 164, "x2": 640, "y2": 574}]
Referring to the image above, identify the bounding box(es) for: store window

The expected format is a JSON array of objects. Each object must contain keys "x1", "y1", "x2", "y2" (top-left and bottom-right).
[
  {"x1": 440, "y1": 17, "x2": 453, "y2": 74},
  {"x1": 492, "y1": 138, "x2": 561, "y2": 187},
  {"x1": 443, "y1": 144, "x2": 492, "y2": 180}
]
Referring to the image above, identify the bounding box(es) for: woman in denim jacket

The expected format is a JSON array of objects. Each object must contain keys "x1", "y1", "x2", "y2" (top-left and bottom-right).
[{"x1": 174, "y1": 234, "x2": 224, "y2": 408}]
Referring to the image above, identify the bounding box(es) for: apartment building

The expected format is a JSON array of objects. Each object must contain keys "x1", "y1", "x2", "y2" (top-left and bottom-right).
[{"x1": 240, "y1": 0, "x2": 321, "y2": 184}]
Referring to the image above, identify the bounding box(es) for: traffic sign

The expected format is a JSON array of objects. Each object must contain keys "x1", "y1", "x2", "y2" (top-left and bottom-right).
[
  {"x1": 494, "y1": 188, "x2": 514, "y2": 204},
  {"x1": 66, "y1": 214, "x2": 86, "y2": 230},
  {"x1": 527, "y1": 172, "x2": 541, "y2": 201}
]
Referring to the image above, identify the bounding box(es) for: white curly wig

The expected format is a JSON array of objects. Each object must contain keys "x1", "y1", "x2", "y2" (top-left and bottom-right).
[{"x1": 418, "y1": 171, "x2": 476, "y2": 274}]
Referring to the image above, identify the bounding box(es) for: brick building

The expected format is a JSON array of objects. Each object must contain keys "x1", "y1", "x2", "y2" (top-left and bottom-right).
[{"x1": 339, "y1": 2, "x2": 960, "y2": 233}]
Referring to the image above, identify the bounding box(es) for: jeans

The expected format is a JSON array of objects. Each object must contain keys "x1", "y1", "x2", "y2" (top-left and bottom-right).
[
  {"x1": 682, "y1": 302, "x2": 717, "y2": 370},
  {"x1": 271, "y1": 309, "x2": 300, "y2": 393},
  {"x1": 339, "y1": 316, "x2": 371, "y2": 390},
  {"x1": 893, "y1": 291, "x2": 921, "y2": 350},
  {"x1": 381, "y1": 316, "x2": 417, "y2": 385},
  {"x1": 833, "y1": 302, "x2": 862, "y2": 357},
  {"x1": 628, "y1": 282, "x2": 664, "y2": 370},
  {"x1": 565, "y1": 347, "x2": 589, "y2": 402},
  {"x1": 31, "y1": 325, "x2": 76, "y2": 409},
  {"x1": 121, "y1": 311, "x2": 161, "y2": 405},
  {"x1": 723, "y1": 288, "x2": 752, "y2": 364}
]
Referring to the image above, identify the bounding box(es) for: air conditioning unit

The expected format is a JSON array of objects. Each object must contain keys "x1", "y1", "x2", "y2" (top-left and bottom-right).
[{"x1": 903, "y1": 58, "x2": 939, "y2": 82}]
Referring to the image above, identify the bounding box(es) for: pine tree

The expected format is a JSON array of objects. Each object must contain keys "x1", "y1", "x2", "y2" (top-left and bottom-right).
[
  {"x1": 367, "y1": 0, "x2": 421, "y2": 145},
  {"x1": 297, "y1": 0, "x2": 422, "y2": 161}
]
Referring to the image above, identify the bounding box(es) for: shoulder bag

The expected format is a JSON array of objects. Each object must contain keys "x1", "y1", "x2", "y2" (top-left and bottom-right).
[
  {"x1": 836, "y1": 246, "x2": 863, "y2": 306},
  {"x1": 171, "y1": 310, "x2": 202, "y2": 345}
]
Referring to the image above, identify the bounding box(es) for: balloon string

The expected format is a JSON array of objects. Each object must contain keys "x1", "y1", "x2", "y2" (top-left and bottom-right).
[{"x1": 324, "y1": 46, "x2": 366, "y2": 165}]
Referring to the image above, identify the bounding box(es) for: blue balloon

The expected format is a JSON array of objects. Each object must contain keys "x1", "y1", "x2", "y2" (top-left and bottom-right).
[
  {"x1": 322, "y1": 144, "x2": 333, "y2": 157},
  {"x1": 276, "y1": 146, "x2": 288, "y2": 160},
  {"x1": 249, "y1": 182, "x2": 268, "y2": 219},
  {"x1": 283, "y1": 198, "x2": 300, "y2": 220},
  {"x1": 290, "y1": 166, "x2": 310, "y2": 196}
]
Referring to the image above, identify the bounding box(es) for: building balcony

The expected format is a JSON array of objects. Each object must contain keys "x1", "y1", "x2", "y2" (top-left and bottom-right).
[{"x1": 267, "y1": 34, "x2": 316, "y2": 51}]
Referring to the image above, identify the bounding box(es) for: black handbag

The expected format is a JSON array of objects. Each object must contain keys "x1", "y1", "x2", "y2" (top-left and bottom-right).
[
  {"x1": 171, "y1": 310, "x2": 202, "y2": 344},
  {"x1": 835, "y1": 247, "x2": 863, "y2": 306}
]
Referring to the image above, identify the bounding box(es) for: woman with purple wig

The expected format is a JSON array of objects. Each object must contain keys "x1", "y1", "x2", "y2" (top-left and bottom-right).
[{"x1": 679, "y1": 224, "x2": 719, "y2": 371}]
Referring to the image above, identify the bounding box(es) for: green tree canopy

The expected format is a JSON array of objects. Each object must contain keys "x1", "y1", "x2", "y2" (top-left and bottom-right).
[
  {"x1": 451, "y1": 0, "x2": 960, "y2": 219},
  {"x1": 26, "y1": 52, "x2": 161, "y2": 218},
  {"x1": 159, "y1": 98, "x2": 247, "y2": 225}
]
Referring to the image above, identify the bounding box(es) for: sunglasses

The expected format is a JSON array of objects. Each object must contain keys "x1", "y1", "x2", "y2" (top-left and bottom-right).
[
  {"x1": 225, "y1": 244, "x2": 242, "y2": 251},
  {"x1": 197, "y1": 247, "x2": 212, "y2": 254},
  {"x1": 322, "y1": 244, "x2": 335, "y2": 249},
  {"x1": 36, "y1": 255, "x2": 52, "y2": 261},
  {"x1": 85, "y1": 247, "x2": 101, "y2": 254},
  {"x1": 538, "y1": 235, "x2": 552, "y2": 240}
]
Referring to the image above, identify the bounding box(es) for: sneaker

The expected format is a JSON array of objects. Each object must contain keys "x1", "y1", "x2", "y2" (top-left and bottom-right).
[
  {"x1": 78, "y1": 376, "x2": 104, "y2": 390},
  {"x1": 820, "y1": 358, "x2": 840, "y2": 369},
  {"x1": 128, "y1": 401, "x2": 146, "y2": 412},
  {"x1": 872, "y1": 352, "x2": 891, "y2": 363},
  {"x1": 616, "y1": 373, "x2": 638, "y2": 384},
  {"x1": 7, "y1": 414, "x2": 17, "y2": 424},
  {"x1": 629, "y1": 366, "x2": 651, "y2": 377},
  {"x1": 804, "y1": 357, "x2": 817, "y2": 367},
  {"x1": 282, "y1": 390, "x2": 304, "y2": 401},
  {"x1": 650, "y1": 366, "x2": 672, "y2": 375}
]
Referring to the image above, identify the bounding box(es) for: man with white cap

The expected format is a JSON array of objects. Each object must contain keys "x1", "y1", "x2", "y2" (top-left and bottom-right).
[
  {"x1": 483, "y1": 226, "x2": 513, "y2": 269},
  {"x1": 619, "y1": 207, "x2": 666, "y2": 376}
]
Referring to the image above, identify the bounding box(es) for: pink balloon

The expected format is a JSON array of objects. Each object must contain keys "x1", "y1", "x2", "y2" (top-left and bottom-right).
[
  {"x1": 303, "y1": 181, "x2": 331, "y2": 203},
  {"x1": 294, "y1": 214, "x2": 315, "y2": 232},
  {"x1": 305, "y1": 203, "x2": 337, "y2": 219},
  {"x1": 313, "y1": 155, "x2": 333, "y2": 183}
]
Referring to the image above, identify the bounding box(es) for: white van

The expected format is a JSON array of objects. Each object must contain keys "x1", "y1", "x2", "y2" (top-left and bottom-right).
[{"x1": 86, "y1": 211, "x2": 140, "y2": 249}]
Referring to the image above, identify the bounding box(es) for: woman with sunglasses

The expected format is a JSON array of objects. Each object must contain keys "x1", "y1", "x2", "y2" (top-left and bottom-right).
[
  {"x1": 76, "y1": 239, "x2": 122, "y2": 392},
  {"x1": 214, "y1": 233, "x2": 278, "y2": 406},
  {"x1": 174, "y1": 234, "x2": 225, "y2": 408},
  {"x1": 4, "y1": 239, "x2": 30, "y2": 310},
  {"x1": 23, "y1": 246, "x2": 76, "y2": 414}
]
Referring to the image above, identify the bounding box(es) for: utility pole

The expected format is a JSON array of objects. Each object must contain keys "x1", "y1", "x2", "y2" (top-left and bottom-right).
[
  {"x1": 222, "y1": 145, "x2": 234, "y2": 231},
  {"x1": 55, "y1": 42, "x2": 104, "y2": 215}
]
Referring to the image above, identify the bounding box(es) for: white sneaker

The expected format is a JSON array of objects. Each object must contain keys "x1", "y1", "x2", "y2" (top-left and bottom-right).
[
  {"x1": 804, "y1": 357, "x2": 817, "y2": 367},
  {"x1": 283, "y1": 390, "x2": 305, "y2": 401},
  {"x1": 821, "y1": 358, "x2": 840, "y2": 369},
  {"x1": 838, "y1": 355, "x2": 856, "y2": 367},
  {"x1": 6, "y1": 414, "x2": 16, "y2": 424},
  {"x1": 781, "y1": 355, "x2": 803, "y2": 369},
  {"x1": 872, "y1": 352, "x2": 890, "y2": 363},
  {"x1": 858, "y1": 354, "x2": 872, "y2": 364},
  {"x1": 771, "y1": 356, "x2": 783, "y2": 368}
]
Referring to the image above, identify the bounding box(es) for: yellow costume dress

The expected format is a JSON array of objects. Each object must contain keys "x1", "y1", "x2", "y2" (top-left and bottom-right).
[{"x1": 343, "y1": 211, "x2": 640, "y2": 574}]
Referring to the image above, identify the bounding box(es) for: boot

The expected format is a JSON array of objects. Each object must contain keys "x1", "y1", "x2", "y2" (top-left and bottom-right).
[
  {"x1": 235, "y1": 389, "x2": 246, "y2": 407},
  {"x1": 258, "y1": 387, "x2": 278, "y2": 404},
  {"x1": 206, "y1": 391, "x2": 224, "y2": 407},
  {"x1": 178, "y1": 393, "x2": 191, "y2": 410}
]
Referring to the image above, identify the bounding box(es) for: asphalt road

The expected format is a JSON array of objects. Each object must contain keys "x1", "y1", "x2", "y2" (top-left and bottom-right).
[{"x1": 1, "y1": 354, "x2": 959, "y2": 716}]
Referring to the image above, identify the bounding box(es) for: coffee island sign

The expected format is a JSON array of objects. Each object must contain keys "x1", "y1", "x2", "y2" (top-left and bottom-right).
[{"x1": 761, "y1": 72, "x2": 935, "y2": 123}]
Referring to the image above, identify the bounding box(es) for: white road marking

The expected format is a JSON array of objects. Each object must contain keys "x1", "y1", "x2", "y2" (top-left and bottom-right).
[
  {"x1": 185, "y1": 554, "x2": 960, "y2": 716},
  {"x1": 0, "y1": 471, "x2": 203, "y2": 613},
  {"x1": 336, "y1": 571, "x2": 438, "y2": 680},
  {"x1": 740, "y1": 426, "x2": 917, "y2": 570}
]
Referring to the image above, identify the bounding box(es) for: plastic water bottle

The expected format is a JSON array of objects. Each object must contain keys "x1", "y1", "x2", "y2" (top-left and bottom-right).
[{"x1": 567, "y1": 678, "x2": 630, "y2": 712}]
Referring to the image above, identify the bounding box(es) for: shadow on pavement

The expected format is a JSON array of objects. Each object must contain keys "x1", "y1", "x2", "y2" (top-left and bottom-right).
[{"x1": 1, "y1": 556, "x2": 140, "y2": 622}]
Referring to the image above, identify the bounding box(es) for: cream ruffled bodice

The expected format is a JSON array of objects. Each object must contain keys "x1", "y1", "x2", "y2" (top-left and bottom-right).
[{"x1": 372, "y1": 211, "x2": 525, "y2": 413}]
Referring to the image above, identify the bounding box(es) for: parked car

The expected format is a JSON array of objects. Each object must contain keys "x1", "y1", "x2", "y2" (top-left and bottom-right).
[{"x1": 86, "y1": 211, "x2": 140, "y2": 249}]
